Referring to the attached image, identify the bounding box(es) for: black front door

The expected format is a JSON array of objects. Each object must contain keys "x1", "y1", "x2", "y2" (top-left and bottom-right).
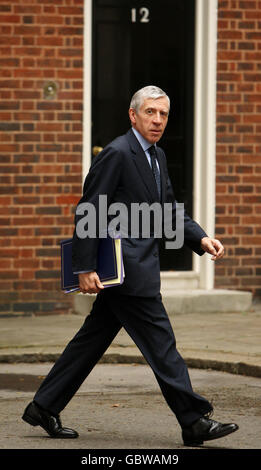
[{"x1": 92, "y1": 0, "x2": 196, "y2": 270}]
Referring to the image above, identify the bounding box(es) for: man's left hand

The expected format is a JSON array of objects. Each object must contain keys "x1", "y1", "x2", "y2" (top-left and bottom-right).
[{"x1": 201, "y1": 237, "x2": 224, "y2": 261}]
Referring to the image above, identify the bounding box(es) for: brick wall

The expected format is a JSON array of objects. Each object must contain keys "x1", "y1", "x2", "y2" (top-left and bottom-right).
[
  {"x1": 0, "y1": 0, "x2": 83, "y2": 315},
  {"x1": 215, "y1": 0, "x2": 261, "y2": 296},
  {"x1": 1, "y1": 0, "x2": 260, "y2": 317}
]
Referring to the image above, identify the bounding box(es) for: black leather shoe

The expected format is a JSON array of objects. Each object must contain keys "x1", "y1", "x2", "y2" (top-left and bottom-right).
[
  {"x1": 22, "y1": 401, "x2": 79, "y2": 438},
  {"x1": 182, "y1": 416, "x2": 239, "y2": 446}
]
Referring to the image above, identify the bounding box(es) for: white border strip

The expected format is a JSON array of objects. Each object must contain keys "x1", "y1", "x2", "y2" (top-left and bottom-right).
[
  {"x1": 193, "y1": 0, "x2": 218, "y2": 289},
  {"x1": 82, "y1": 0, "x2": 92, "y2": 180}
]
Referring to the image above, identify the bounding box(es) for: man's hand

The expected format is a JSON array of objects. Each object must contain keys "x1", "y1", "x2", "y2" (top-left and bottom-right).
[
  {"x1": 78, "y1": 272, "x2": 104, "y2": 294},
  {"x1": 200, "y1": 237, "x2": 224, "y2": 261}
]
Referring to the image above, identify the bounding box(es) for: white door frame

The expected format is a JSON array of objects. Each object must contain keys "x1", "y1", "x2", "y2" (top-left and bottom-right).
[
  {"x1": 193, "y1": 0, "x2": 218, "y2": 289},
  {"x1": 82, "y1": 0, "x2": 93, "y2": 180},
  {"x1": 83, "y1": 0, "x2": 218, "y2": 290}
]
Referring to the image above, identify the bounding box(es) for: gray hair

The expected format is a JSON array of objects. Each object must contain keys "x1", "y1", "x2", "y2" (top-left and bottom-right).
[{"x1": 130, "y1": 85, "x2": 170, "y2": 112}]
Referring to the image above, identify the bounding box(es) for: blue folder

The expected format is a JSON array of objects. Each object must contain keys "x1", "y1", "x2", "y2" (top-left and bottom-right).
[{"x1": 61, "y1": 236, "x2": 124, "y2": 293}]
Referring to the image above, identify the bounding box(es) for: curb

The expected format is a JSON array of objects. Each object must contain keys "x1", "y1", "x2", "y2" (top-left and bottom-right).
[
  {"x1": 0, "y1": 351, "x2": 260, "y2": 379},
  {"x1": 184, "y1": 357, "x2": 261, "y2": 379}
]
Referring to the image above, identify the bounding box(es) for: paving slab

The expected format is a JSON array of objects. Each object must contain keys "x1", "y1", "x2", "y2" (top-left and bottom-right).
[{"x1": 0, "y1": 306, "x2": 261, "y2": 378}]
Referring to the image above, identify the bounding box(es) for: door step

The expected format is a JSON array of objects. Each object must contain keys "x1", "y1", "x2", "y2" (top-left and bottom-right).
[
  {"x1": 73, "y1": 288, "x2": 252, "y2": 315},
  {"x1": 162, "y1": 289, "x2": 252, "y2": 315}
]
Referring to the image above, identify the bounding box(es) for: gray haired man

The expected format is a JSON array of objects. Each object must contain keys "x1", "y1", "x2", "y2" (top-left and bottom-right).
[{"x1": 22, "y1": 86, "x2": 238, "y2": 446}]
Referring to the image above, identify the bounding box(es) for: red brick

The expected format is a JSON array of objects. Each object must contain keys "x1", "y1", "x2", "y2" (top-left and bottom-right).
[
  {"x1": 14, "y1": 259, "x2": 40, "y2": 269},
  {"x1": 218, "y1": 73, "x2": 242, "y2": 81},
  {"x1": 219, "y1": 11, "x2": 243, "y2": 19},
  {"x1": 218, "y1": 50, "x2": 242, "y2": 60},
  {"x1": 14, "y1": 47, "x2": 42, "y2": 56},
  {"x1": 218, "y1": 30, "x2": 243, "y2": 39},
  {"x1": 239, "y1": 1, "x2": 257, "y2": 8},
  {"x1": 58, "y1": 7, "x2": 83, "y2": 15},
  {"x1": 3, "y1": 0, "x2": 261, "y2": 308},
  {"x1": 36, "y1": 15, "x2": 64, "y2": 25},
  {"x1": 37, "y1": 37, "x2": 63, "y2": 46},
  {"x1": 0, "y1": 15, "x2": 20, "y2": 23},
  {"x1": 245, "y1": 11, "x2": 261, "y2": 19},
  {"x1": 243, "y1": 216, "x2": 261, "y2": 224}
]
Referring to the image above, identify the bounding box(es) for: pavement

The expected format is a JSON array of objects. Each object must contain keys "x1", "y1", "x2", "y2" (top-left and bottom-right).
[
  {"x1": 0, "y1": 296, "x2": 261, "y2": 378},
  {"x1": 1, "y1": 363, "x2": 261, "y2": 450},
  {"x1": 0, "y1": 298, "x2": 261, "y2": 453}
]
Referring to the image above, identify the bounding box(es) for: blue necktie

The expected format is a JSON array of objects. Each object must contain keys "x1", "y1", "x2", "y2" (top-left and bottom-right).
[{"x1": 148, "y1": 146, "x2": 161, "y2": 199}]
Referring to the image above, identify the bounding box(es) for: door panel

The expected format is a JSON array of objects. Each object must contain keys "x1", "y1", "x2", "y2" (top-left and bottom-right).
[{"x1": 92, "y1": 0, "x2": 195, "y2": 270}]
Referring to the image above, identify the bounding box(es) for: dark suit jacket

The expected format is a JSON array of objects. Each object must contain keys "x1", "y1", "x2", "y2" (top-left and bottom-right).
[{"x1": 72, "y1": 129, "x2": 207, "y2": 296}]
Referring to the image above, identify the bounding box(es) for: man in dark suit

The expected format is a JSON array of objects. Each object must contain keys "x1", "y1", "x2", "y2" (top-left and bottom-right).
[{"x1": 22, "y1": 86, "x2": 238, "y2": 446}]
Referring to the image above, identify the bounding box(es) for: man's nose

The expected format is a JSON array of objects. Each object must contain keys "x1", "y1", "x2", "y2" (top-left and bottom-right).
[{"x1": 153, "y1": 112, "x2": 162, "y2": 124}]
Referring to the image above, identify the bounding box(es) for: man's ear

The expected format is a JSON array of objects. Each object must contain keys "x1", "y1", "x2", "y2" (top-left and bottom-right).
[{"x1": 129, "y1": 108, "x2": 136, "y2": 126}]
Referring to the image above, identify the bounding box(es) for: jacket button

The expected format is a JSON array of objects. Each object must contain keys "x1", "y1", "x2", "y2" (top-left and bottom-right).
[{"x1": 153, "y1": 252, "x2": 158, "y2": 257}]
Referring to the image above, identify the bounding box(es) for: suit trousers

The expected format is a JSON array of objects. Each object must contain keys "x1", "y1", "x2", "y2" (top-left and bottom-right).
[{"x1": 34, "y1": 290, "x2": 213, "y2": 428}]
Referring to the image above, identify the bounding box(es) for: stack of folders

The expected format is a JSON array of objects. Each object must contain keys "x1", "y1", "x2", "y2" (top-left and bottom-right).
[{"x1": 60, "y1": 236, "x2": 124, "y2": 293}]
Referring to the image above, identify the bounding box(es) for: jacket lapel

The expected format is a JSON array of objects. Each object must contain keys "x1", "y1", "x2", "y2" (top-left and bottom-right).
[{"x1": 125, "y1": 129, "x2": 161, "y2": 202}]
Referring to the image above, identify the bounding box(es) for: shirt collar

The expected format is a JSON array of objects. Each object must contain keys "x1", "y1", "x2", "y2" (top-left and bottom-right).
[{"x1": 131, "y1": 127, "x2": 156, "y2": 153}]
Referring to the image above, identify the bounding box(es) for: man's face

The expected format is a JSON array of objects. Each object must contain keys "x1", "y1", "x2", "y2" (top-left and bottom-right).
[{"x1": 129, "y1": 97, "x2": 169, "y2": 144}]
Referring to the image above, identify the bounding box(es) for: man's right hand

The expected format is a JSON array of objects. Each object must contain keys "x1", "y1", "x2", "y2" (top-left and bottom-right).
[{"x1": 78, "y1": 272, "x2": 104, "y2": 294}]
